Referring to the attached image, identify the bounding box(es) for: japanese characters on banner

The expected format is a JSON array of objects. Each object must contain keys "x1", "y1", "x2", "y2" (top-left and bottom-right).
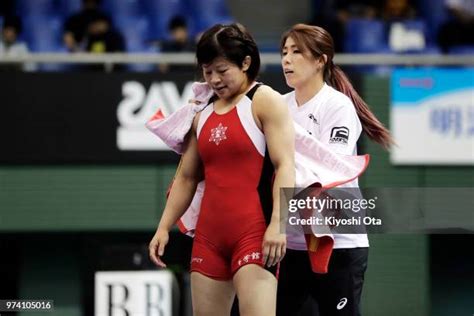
[{"x1": 391, "y1": 68, "x2": 474, "y2": 165}]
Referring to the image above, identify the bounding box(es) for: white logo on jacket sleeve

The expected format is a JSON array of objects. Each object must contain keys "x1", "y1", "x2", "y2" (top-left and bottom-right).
[
  {"x1": 209, "y1": 123, "x2": 228, "y2": 145},
  {"x1": 329, "y1": 126, "x2": 349, "y2": 145}
]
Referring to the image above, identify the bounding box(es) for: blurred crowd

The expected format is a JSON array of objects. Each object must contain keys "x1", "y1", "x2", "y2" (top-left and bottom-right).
[
  {"x1": 311, "y1": 0, "x2": 474, "y2": 53},
  {"x1": 0, "y1": 0, "x2": 226, "y2": 71},
  {"x1": 0, "y1": 0, "x2": 473, "y2": 72}
]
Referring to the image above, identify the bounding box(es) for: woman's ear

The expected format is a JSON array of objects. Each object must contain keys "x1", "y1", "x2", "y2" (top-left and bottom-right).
[
  {"x1": 320, "y1": 54, "x2": 328, "y2": 66},
  {"x1": 242, "y1": 55, "x2": 251, "y2": 72},
  {"x1": 316, "y1": 54, "x2": 327, "y2": 71}
]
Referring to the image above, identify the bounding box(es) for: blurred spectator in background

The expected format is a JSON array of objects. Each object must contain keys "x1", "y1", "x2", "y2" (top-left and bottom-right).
[
  {"x1": 380, "y1": 0, "x2": 417, "y2": 21},
  {"x1": 84, "y1": 13, "x2": 125, "y2": 71},
  {"x1": 85, "y1": 13, "x2": 124, "y2": 54},
  {"x1": 437, "y1": 0, "x2": 474, "y2": 52},
  {"x1": 161, "y1": 16, "x2": 195, "y2": 53},
  {"x1": 159, "y1": 15, "x2": 196, "y2": 73},
  {"x1": 63, "y1": 0, "x2": 106, "y2": 52},
  {"x1": 0, "y1": 15, "x2": 35, "y2": 71},
  {"x1": 381, "y1": 0, "x2": 425, "y2": 52},
  {"x1": 310, "y1": 0, "x2": 378, "y2": 52},
  {"x1": 310, "y1": 0, "x2": 421, "y2": 53},
  {"x1": 335, "y1": 0, "x2": 378, "y2": 20}
]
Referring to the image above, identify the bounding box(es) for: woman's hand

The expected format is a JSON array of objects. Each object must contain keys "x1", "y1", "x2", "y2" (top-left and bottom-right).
[
  {"x1": 148, "y1": 227, "x2": 170, "y2": 268},
  {"x1": 262, "y1": 220, "x2": 287, "y2": 267}
]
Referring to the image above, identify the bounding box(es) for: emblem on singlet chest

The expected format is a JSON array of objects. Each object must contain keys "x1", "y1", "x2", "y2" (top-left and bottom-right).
[{"x1": 209, "y1": 123, "x2": 228, "y2": 145}]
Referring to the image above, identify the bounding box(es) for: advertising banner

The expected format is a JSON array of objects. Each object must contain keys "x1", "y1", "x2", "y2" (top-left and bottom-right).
[
  {"x1": 0, "y1": 72, "x2": 288, "y2": 163},
  {"x1": 391, "y1": 68, "x2": 474, "y2": 165}
]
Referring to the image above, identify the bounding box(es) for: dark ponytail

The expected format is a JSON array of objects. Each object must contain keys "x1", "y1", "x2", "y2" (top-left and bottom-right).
[
  {"x1": 281, "y1": 24, "x2": 394, "y2": 149},
  {"x1": 326, "y1": 62, "x2": 393, "y2": 148}
]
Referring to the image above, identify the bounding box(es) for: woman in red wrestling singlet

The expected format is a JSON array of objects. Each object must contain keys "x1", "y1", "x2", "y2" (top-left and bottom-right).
[{"x1": 149, "y1": 23, "x2": 295, "y2": 316}]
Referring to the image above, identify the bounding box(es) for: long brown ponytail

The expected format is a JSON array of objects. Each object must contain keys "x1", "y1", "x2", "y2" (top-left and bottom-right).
[{"x1": 281, "y1": 24, "x2": 394, "y2": 149}]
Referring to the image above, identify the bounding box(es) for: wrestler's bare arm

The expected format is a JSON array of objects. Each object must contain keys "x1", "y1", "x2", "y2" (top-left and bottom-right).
[
  {"x1": 254, "y1": 86, "x2": 295, "y2": 266},
  {"x1": 158, "y1": 116, "x2": 203, "y2": 231},
  {"x1": 149, "y1": 115, "x2": 203, "y2": 267}
]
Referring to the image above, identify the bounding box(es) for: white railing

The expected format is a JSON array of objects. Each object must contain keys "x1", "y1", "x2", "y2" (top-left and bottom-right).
[{"x1": 0, "y1": 53, "x2": 473, "y2": 66}]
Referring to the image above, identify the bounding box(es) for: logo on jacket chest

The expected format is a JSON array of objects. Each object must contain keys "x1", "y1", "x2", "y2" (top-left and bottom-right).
[{"x1": 209, "y1": 123, "x2": 228, "y2": 145}]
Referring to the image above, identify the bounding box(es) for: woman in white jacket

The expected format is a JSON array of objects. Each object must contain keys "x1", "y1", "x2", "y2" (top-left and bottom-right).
[{"x1": 277, "y1": 24, "x2": 393, "y2": 316}]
